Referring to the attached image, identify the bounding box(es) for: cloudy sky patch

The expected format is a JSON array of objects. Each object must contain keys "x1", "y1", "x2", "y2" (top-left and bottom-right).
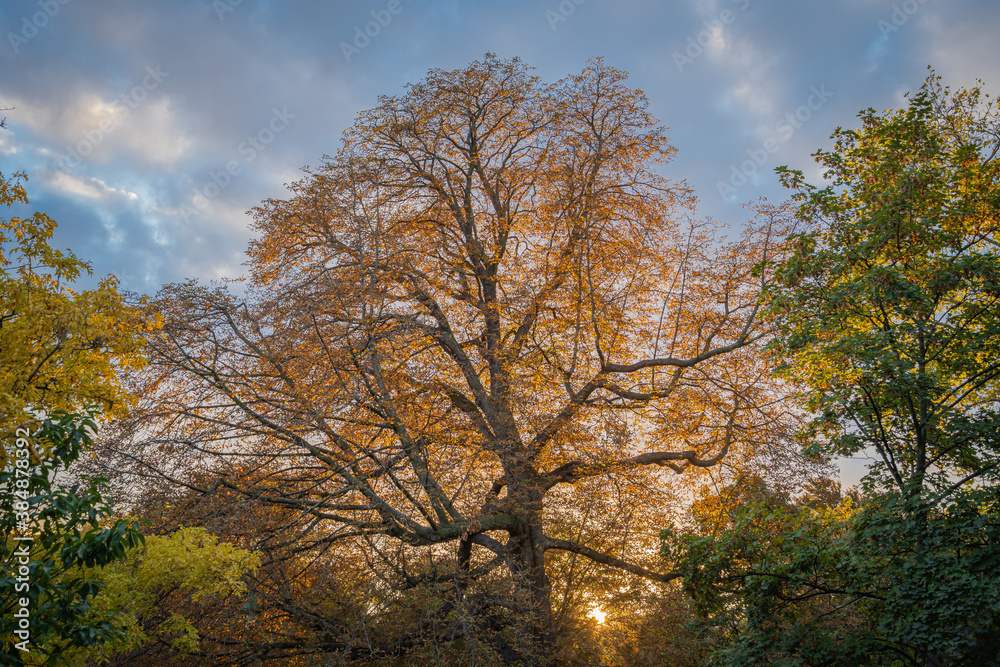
[{"x1": 2, "y1": 0, "x2": 995, "y2": 284}]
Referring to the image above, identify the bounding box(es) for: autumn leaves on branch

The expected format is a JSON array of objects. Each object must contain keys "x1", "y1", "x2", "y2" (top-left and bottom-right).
[{"x1": 98, "y1": 57, "x2": 799, "y2": 639}]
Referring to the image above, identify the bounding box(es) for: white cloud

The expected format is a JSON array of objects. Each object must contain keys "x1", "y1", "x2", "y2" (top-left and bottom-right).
[
  {"x1": 0, "y1": 127, "x2": 17, "y2": 155},
  {"x1": 43, "y1": 171, "x2": 139, "y2": 202},
  {"x1": 118, "y1": 98, "x2": 193, "y2": 167},
  {"x1": 1, "y1": 87, "x2": 191, "y2": 169},
  {"x1": 717, "y1": 37, "x2": 783, "y2": 120},
  {"x1": 923, "y1": 12, "x2": 1000, "y2": 95}
]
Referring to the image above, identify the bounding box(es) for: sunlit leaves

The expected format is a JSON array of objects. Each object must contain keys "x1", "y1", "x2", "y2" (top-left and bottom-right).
[
  {"x1": 0, "y1": 171, "x2": 152, "y2": 468},
  {"x1": 770, "y1": 71, "x2": 1000, "y2": 495},
  {"x1": 60, "y1": 527, "x2": 260, "y2": 663}
]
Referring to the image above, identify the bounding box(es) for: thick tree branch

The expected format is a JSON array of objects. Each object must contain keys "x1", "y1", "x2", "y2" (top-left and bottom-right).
[{"x1": 543, "y1": 537, "x2": 680, "y2": 583}]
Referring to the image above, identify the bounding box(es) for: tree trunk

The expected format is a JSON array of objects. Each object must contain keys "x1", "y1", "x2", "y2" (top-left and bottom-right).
[{"x1": 503, "y1": 477, "x2": 556, "y2": 665}]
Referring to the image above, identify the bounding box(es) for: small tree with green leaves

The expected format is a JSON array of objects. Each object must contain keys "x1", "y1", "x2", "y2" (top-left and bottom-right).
[{"x1": 0, "y1": 410, "x2": 144, "y2": 665}]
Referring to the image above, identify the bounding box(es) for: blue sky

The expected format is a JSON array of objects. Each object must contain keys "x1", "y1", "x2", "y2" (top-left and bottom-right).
[{"x1": 2, "y1": 0, "x2": 998, "y2": 484}]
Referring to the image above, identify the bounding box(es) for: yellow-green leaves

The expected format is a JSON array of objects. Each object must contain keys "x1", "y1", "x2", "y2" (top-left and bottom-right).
[
  {"x1": 61, "y1": 527, "x2": 260, "y2": 663},
  {"x1": 770, "y1": 71, "x2": 1000, "y2": 496},
  {"x1": 0, "y1": 171, "x2": 151, "y2": 466}
]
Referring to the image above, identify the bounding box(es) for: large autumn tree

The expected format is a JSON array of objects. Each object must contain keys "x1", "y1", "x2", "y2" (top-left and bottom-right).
[{"x1": 105, "y1": 55, "x2": 798, "y2": 663}]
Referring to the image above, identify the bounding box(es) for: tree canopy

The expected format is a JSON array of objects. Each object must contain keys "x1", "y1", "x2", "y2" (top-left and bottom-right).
[
  {"x1": 771, "y1": 71, "x2": 1000, "y2": 500},
  {"x1": 673, "y1": 71, "x2": 1000, "y2": 667},
  {"x1": 101, "y1": 54, "x2": 801, "y2": 663}
]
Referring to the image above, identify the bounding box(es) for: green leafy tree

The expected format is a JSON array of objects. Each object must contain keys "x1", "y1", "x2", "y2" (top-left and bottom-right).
[
  {"x1": 674, "y1": 71, "x2": 1000, "y2": 666},
  {"x1": 1, "y1": 417, "x2": 261, "y2": 666},
  {"x1": 771, "y1": 71, "x2": 1000, "y2": 502},
  {"x1": 0, "y1": 410, "x2": 145, "y2": 665},
  {"x1": 673, "y1": 490, "x2": 1000, "y2": 666}
]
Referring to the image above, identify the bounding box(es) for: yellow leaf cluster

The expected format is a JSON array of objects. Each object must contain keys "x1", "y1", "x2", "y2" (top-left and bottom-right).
[{"x1": 0, "y1": 171, "x2": 153, "y2": 465}]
